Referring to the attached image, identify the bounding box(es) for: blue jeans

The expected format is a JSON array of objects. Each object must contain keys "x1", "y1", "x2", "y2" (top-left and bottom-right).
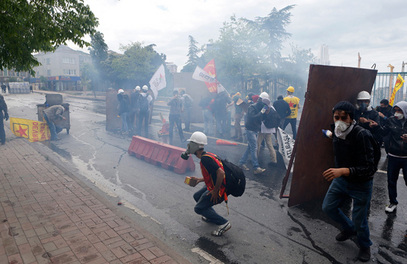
[
  {"x1": 322, "y1": 177, "x2": 373, "y2": 248},
  {"x1": 387, "y1": 155, "x2": 407, "y2": 205},
  {"x1": 193, "y1": 187, "x2": 227, "y2": 225},
  {"x1": 239, "y1": 129, "x2": 260, "y2": 169},
  {"x1": 136, "y1": 111, "x2": 149, "y2": 137},
  {"x1": 120, "y1": 112, "x2": 129, "y2": 132},
  {"x1": 44, "y1": 113, "x2": 58, "y2": 140}
]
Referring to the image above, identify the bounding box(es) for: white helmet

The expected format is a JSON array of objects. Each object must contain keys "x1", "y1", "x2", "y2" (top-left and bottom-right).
[
  {"x1": 142, "y1": 85, "x2": 148, "y2": 92},
  {"x1": 187, "y1": 131, "x2": 208, "y2": 145},
  {"x1": 259, "y1": 92, "x2": 269, "y2": 100},
  {"x1": 135, "y1": 86, "x2": 141, "y2": 91},
  {"x1": 117, "y1": 89, "x2": 124, "y2": 94},
  {"x1": 357, "y1": 91, "x2": 370, "y2": 100}
]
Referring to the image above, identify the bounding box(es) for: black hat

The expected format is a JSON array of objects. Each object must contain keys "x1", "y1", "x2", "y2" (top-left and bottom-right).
[{"x1": 332, "y1": 101, "x2": 355, "y2": 120}]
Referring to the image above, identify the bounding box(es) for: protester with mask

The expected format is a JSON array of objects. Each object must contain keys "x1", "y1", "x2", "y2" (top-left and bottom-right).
[
  {"x1": 379, "y1": 101, "x2": 407, "y2": 214},
  {"x1": 375, "y1": 99, "x2": 393, "y2": 126},
  {"x1": 181, "y1": 131, "x2": 232, "y2": 237},
  {"x1": 354, "y1": 91, "x2": 381, "y2": 144},
  {"x1": 322, "y1": 101, "x2": 376, "y2": 262}
]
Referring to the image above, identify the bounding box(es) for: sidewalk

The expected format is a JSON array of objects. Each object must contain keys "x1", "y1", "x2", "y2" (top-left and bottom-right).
[{"x1": 0, "y1": 128, "x2": 189, "y2": 264}]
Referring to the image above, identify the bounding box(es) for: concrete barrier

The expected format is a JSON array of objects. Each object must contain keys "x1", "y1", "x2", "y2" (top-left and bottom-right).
[{"x1": 128, "y1": 136, "x2": 195, "y2": 174}]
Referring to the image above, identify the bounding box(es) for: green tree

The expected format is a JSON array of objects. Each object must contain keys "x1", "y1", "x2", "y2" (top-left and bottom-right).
[
  {"x1": 88, "y1": 31, "x2": 109, "y2": 91},
  {"x1": 182, "y1": 35, "x2": 200, "y2": 72},
  {"x1": 108, "y1": 42, "x2": 166, "y2": 89},
  {"x1": 201, "y1": 15, "x2": 269, "y2": 93},
  {"x1": 248, "y1": 5, "x2": 294, "y2": 68},
  {"x1": 0, "y1": 0, "x2": 98, "y2": 74}
]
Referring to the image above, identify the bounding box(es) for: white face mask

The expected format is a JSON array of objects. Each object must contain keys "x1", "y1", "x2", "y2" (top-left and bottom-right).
[
  {"x1": 334, "y1": 120, "x2": 351, "y2": 132},
  {"x1": 394, "y1": 112, "x2": 404, "y2": 120}
]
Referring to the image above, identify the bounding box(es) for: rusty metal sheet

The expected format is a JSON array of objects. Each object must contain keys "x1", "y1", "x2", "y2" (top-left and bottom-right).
[{"x1": 287, "y1": 65, "x2": 377, "y2": 207}]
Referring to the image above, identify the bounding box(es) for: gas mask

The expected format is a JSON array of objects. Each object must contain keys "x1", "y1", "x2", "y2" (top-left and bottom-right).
[
  {"x1": 394, "y1": 112, "x2": 404, "y2": 120},
  {"x1": 358, "y1": 102, "x2": 368, "y2": 112},
  {"x1": 181, "y1": 141, "x2": 203, "y2": 160}
]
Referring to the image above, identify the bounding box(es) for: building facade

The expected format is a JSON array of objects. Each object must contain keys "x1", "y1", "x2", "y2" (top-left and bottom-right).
[{"x1": 32, "y1": 45, "x2": 91, "y2": 91}]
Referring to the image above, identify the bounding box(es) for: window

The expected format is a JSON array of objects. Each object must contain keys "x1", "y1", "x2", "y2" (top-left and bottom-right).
[
  {"x1": 46, "y1": 58, "x2": 51, "y2": 65},
  {"x1": 47, "y1": 70, "x2": 51, "y2": 76},
  {"x1": 62, "y1": 57, "x2": 75, "y2": 64}
]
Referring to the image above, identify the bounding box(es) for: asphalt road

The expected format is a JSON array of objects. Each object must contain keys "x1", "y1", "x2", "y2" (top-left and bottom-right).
[{"x1": 3, "y1": 92, "x2": 407, "y2": 264}]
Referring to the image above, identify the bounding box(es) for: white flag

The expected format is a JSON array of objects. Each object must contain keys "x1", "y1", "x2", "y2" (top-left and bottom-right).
[
  {"x1": 192, "y1": 66, "x2": 217, "y2": 83},
  {"x1": 277, "y1": 127, "x2": 295, "y2": 170},
  {"x1": 192, "y1": 66, "x2": 228, "y2": 94},
  {"x1": 149, "y1": 64, "x2": 166, "y2": 99}
]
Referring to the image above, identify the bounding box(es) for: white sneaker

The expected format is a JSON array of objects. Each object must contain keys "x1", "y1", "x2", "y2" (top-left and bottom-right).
[
  {"x1": 253, "y1": 167, "x2": 266, "y2": 174},
  {"x1": 385, "y1": 204, "x2": 397, "y2": 213},
  {"x1": 240, "y1": 164, "x2": 249, "y2": 171},
  {"x1": 211, "y1": 221, "x2": 231, "y2": 237}
]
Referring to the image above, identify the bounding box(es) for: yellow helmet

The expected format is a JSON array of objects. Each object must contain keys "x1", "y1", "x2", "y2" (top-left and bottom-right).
[{"x1": 287, "y1": 86, "x2": 295, "y2": 93}]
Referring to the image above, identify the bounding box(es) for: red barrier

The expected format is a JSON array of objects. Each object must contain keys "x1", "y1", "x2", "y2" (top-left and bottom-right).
[{"x1": 128, "y1": 136, "x2": 195, "y2": 174}]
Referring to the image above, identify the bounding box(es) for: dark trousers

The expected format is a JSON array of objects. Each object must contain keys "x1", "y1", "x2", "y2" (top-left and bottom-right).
[
  {"x1": 0, "y1": 112, "x2": 5, "y2": 144},
  {"x1": 183, "y1": 108, "x2": 191, "y2": 131},
  {"x1": 283, "y1": 118, "x2": 297, "y2": 139},
  {"x1": 387, "y1": 155, "x2": 407, "y2": 205},
  {"x1": 169, "y1": 114, "x2": 184, "y2": 144},
  {"x1": 136, "y1": 111, "x2": 149, "y2": 137}
]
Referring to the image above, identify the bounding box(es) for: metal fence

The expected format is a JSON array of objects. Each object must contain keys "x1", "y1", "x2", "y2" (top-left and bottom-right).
[{"x1": 371, "y1": 72, "x2": 407, "y2": 107}]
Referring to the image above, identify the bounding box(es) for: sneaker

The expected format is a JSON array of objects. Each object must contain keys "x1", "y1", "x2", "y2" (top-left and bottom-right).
[
  {"x1": 335, "y1": 229, "x2": 356, "y2": 241},
  {"x1": 240, "y1": 164, "x2": 249, "y2": 171},
  {"x1": 357, "y1": 247, "x2": 371, "y2": 262},
  {"x1": 253, "y1": 167, "x2": 266, "y2": 174},
  {"x1": 385, "y1": 203, "x2": 397, "y2": 213},
  {"x1": 211, "y1": 221, "x2": 231, "y2": 237}
]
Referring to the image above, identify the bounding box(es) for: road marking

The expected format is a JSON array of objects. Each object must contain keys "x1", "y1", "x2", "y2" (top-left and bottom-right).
[{"x1": 191, "y1": 247, "x2": 224, "y2": 264}]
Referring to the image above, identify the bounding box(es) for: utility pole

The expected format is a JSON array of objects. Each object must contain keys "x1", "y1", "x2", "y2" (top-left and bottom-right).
[
  {"x1": 388, "y1": 64, "x2": 395, "y2": 100},
  {"x1": 358, "y1": 53, "x2": 361, "y2": 68},
  {"x1": 402, "y1": 61, "x2": 406, "y2": 73}
]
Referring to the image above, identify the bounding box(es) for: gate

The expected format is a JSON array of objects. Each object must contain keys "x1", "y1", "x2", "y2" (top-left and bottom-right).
[{"x1": 371, "y1": 72, "x2": 407, "y2": 106}]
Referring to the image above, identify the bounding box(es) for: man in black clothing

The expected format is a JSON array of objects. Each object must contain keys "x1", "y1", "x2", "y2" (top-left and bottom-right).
[
  {"x1": 379, "y1": 101, "x2": 407, "y2": 213},
  {"x1": 0, "y1": 95, "x2": 9, "y2": 145},
  {"x1": 354, "y1": 91, "x2": 381, "y2": 144},
  {"x1": 375, "y1": 99, "x2": 393, "y2": 125},
  {"x1": 322, "y1": 101, "x2": 376, "y2": 262},
  {"x1": 273, "y1": 95, "x2": 291, "y2": 128}
]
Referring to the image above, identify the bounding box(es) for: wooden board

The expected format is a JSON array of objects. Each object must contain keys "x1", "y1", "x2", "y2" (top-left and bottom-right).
[{"x1": 287, "y1": 65, "x2": 377, "y2": 207}]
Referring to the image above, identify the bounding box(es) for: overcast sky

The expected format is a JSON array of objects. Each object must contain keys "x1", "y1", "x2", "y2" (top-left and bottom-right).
[{"x1": 76, "y1": 0, "x2": 407, "y2": 73}]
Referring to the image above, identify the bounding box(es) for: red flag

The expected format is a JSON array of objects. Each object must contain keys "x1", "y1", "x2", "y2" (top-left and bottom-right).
[{"x1": 203, "y1": 59, "x2": 218, "y2": 93}]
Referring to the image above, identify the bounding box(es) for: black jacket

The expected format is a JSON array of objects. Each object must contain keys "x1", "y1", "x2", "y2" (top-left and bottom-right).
[
  {"x1": 0, "y1": 95, "x2": 7, "y2": 115},
  {"x1": 355, "y1": 108, "x2": 381, "y2": 142},
  {"x1": 245, "y1": 102, "x2": 264, "y2": 132},
  {"x1": 381, "y1": 116, "x2": 407, "y2": 156},
  {"x1": 117, "y1": 93, "x2": 130, "y2": 114},
  {"x1": 273, "y1": 99, "x2": 291, "y2": 119},
  {"x1": 332, "y1": 125, "x2": 376, "y2": 183}
]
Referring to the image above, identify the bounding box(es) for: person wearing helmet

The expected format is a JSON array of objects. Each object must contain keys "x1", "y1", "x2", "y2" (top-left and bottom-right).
[
  {"x1": 182, "y1": 132, "x2": 232, "y2": 237},
  {"x1": 136, "y1": 85, "x2": 153, "y2": 137},
  {"x1": 283, "y1": 86, "x2": 300, "y2": 139},
  {"x1": 354, "y1": 91, "x2": 381, "y2": 144},
  {"x1": 117, "y1": 89, "x2": 131, "y2": 135},
  {"x1": 167, "y1": 90, "x2": 185, "y2": 144},
  {"x1": 130, "y1": 86, "x2": 141, "y2": 133}
]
